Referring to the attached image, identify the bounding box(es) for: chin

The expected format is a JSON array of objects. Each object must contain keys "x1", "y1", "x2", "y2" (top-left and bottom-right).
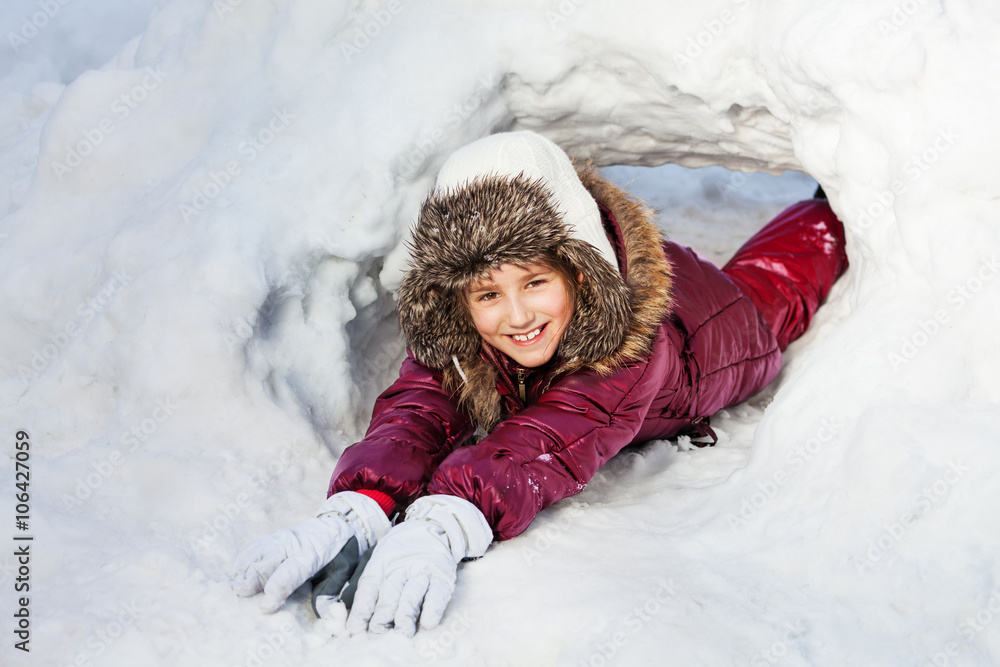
[{"x1": 508, "y1": 348, "x2": 555, "y2": 368}]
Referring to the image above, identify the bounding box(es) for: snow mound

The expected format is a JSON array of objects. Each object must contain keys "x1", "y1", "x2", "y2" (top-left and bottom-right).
[{"x1": 2, "y1": 1, "x2": 1000, "y2": 665}]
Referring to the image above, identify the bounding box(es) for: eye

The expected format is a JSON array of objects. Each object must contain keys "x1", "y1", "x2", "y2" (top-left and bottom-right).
[
  {"x1": 477, "y1": 291, "x2": 499, "y2": 302},
  {"x1": 527, "y1": 278, "x2": 548, "y2": 288}
]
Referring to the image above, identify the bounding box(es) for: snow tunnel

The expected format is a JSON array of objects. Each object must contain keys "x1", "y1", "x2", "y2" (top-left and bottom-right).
[{"x1": 3, "y1": 1, "x2": 1000, "y2": 664}]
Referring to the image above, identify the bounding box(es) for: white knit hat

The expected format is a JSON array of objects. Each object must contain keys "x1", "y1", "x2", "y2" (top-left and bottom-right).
[{"x1": 434, "y1": 131, "x2": 619, "y2": 273}]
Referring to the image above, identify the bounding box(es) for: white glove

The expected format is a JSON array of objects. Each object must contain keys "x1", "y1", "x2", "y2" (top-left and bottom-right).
[
  {"x1": 346, "y1": 494, "x2": 492, "y2": 637},
  {"x1": 230, "y1": 491, "x2": 391, "y2": 612}
]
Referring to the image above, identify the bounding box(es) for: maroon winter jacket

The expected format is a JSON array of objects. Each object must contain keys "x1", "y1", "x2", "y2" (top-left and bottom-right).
[{"x1": 330, "y1": 177, "x2": 847, "y2": 540}]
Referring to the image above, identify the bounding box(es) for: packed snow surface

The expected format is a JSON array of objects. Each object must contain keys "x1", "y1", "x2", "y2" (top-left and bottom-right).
[{"x1": 2, "y1": 1, "x2": 1000, "y2": 665}]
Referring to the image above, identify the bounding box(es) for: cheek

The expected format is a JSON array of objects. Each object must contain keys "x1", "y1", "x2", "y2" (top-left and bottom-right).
[{"x1": 468, "y1": 307, "x2": 496, "y2": 337}]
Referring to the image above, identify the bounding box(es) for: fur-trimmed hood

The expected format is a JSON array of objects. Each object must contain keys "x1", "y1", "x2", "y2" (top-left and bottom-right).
[{"x1": 397, "y1": 165, "x2": 674, "y2": 430}]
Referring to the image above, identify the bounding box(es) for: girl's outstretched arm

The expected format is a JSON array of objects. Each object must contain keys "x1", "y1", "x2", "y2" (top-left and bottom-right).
[
  {"x1": 427, "y1": 327, "x2": 679, "y2": 540},
  {"x1": 329, "y1": 350, "x2": 474, "y2": 513}
]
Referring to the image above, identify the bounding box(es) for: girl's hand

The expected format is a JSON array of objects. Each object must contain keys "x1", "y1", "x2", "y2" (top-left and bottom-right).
[
  {"x1": 344, "y1": 494, "x2": 492, "y2": 636},
  {"x1": 230, "y1": 491, "x2": 391, "y2": 612}
]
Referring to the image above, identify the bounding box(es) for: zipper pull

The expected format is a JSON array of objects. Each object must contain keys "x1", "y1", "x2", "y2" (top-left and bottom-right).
[{"x1": 515, "y1": 367, "x2": 527, "y2": 403}]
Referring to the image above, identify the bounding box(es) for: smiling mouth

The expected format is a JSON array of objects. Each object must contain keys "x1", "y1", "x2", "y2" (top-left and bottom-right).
[{"x1": 508, "y1": 324, "x2": 546, "y2": 343}]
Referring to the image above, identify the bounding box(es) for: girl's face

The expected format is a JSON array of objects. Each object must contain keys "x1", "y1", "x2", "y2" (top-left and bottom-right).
[{"x1": 465, "y1": 262, "x2": 575, "y2": 368}]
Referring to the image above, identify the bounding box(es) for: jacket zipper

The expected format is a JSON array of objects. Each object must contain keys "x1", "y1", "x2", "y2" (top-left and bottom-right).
[
  {"x1": 481, "y1": 344, "x2": 526, "y2": 407},
  {"x1": 515, "y1": 367, "x2": 527, "y2": 403}
]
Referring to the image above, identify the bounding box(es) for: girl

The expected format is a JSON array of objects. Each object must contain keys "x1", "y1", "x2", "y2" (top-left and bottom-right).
[{"x1": 231, "y1": 131, "x2": 848, "y2": 637}]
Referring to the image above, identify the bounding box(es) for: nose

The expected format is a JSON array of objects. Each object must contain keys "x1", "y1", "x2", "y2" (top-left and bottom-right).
[{"x1": 506, "y1": 293, "x2": 533, "y2": 329}]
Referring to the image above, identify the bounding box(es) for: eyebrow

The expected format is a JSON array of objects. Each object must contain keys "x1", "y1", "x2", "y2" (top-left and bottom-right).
[
  {"x1": 465, "y1": 282, "x2": 497, "y2": 295},
  {"x1": 465, "y1": 269, "x2": 552, "y2": 294}
]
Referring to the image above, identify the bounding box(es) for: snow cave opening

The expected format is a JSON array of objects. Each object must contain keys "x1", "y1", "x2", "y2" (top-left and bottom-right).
[{"x1": 331, "y1": 162, "x2": 823, "y2": 447}]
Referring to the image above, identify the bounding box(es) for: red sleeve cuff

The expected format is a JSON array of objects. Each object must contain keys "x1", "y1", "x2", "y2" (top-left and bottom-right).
[{"x1": 354, "y1": 489, "x2": 396, "y2": 517}]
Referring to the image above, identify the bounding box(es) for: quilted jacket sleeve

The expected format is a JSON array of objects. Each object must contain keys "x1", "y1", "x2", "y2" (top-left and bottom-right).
[
  {"x1": 328, "y1": 350, "x2": 475, "y2": 509},
  {"x1": 426, "y1": 327, "x2": 679, "y2": 540}
]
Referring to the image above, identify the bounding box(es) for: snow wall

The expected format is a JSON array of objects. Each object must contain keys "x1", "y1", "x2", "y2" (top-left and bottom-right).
[{"x1": 2, "y1": 0, "x2": 1000, "y2": 665}]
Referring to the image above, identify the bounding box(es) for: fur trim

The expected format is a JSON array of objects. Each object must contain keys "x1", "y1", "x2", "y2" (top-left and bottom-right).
[
  {"x1": 575, "y1": 165, "x2": 674, "y2": 371},
  {"x1": 397, "y1": 167, "x2": 673, "y2": 430}
]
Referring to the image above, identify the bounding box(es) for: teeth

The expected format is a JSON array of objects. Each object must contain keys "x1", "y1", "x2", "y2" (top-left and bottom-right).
[{"x1": 512, "y1": 327, "x2": 542, "y2": 342}]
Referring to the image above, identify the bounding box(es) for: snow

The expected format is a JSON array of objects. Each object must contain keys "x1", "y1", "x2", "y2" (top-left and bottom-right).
[{"x1": 2, "y1": 1, "x2": 1000, "y2": 665}]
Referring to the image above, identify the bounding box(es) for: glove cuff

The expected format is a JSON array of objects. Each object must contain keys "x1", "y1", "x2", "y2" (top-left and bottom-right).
[
  {"x1": 317, "y1": 491, "x2": 393, "y2": 552},
  {"x1": 405, "y1": 494, "x2": 493, "y2": 561},
  {"x1": 354, "y1": 489, "x2": 396, "y2": 517}
]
